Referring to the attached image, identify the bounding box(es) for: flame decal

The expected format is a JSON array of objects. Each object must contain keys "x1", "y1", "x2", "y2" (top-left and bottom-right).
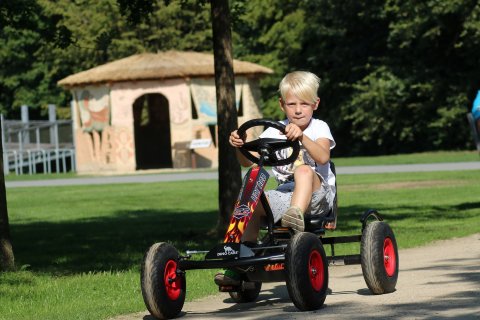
[{"x1": 224, "y1": 167, "x2": 269, "y2": 243}]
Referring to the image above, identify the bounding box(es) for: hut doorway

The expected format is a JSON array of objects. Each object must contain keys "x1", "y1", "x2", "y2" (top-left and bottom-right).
[{"x1": 133, "y1": 93, "x2": 172, "y2": 169}]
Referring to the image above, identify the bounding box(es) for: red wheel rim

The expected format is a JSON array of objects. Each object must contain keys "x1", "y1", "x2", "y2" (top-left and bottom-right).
[
  {"x1": 308, "y1": 250, "x2": 324, "y2": 291},
  {"x1": 164, "y1": 260, "x2": 181, "y2": 300},
  {"x1": 383, "y1": 237, "x2": 396, "y2": 277}
]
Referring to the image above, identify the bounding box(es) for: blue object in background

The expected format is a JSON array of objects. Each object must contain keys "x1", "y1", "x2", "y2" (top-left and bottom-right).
[{"x1": 472, "y1": 90, "x2": 480, "y2": 120}]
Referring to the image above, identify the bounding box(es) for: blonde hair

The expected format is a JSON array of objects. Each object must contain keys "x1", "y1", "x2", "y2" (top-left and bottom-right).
[{"x1": 279, "y1": 71, "x2": 321, "y2": 103}]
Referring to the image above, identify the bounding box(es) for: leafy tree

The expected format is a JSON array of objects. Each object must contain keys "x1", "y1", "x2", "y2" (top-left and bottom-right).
[
  {"x1": 312, "y1": 0, "x2": 479, "y2": 154},
  {"x1": 343, "y1": 67, "x2": 410, "y2": 154},
  {"x1": 0, "y1": 0, "x2": 73, "y2": 271},
  {"x1": 233, "y1": 0, "x2": 308, "y2": 119},
  {"x1": 294, "y1": 0, "x2": 392, "y2": 155},
  {"x1": 1, "y1": 0, "x2": 215, "y2": 119},
  {"x1": 0, "y1": 0, "x2": 72, "y2": 118},
  {"x1": 382, "y1": 0, "x2": 480, "y2": 152},
  {"x1": 237, "y1": 0, "x2": 480, "y2": 155}
]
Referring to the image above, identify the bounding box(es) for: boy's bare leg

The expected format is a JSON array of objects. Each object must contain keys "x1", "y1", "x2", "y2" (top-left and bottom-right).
[
  {"x1": 282, "y1": 165, "x2": 321, "y2": 232},
  {"x1": 290, "y1": 165, "x2": 321, "y2": 211},
  {"x1": 290, "y1": 165, "x2": 336, "y2": 229},
  {"x1": 242, "y1": 202, "x2": 266, "y2": 243}
]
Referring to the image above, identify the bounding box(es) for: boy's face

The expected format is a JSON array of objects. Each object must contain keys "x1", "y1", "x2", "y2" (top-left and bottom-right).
[{"x1": 279, "y1": 91, "x2": 319, "y2": 130}]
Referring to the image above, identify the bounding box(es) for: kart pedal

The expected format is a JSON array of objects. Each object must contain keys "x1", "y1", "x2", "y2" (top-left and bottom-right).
[
  {"x1": 218, "y1": 285, "x2": 240, "y2": 292},
  {"x1": 219, "y1": 281, "x2": 255, "y2": 292}
]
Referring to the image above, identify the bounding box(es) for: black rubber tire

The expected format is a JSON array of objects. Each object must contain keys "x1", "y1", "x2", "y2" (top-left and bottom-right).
[
  {"x1": 361, "y1": 221, "x2": 399, "y2": 294},
  {"x1": 285, "y1": 232, "x2": 328, "y2": 311},
  {"x1": 141, "y1": 242, "x2": 186, "y2": 319},
  {"x1": 229, "y1": 281, "x2": 262, "y2": 303}
]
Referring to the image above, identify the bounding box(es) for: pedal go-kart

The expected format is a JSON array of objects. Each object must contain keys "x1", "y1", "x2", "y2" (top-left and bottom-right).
[{"x1": 140, "y1": 119, "x2": 399, "y2": 319}]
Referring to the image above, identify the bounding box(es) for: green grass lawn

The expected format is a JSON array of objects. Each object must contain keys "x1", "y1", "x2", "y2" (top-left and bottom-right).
[
  {"x1": 1, "y1": 168, "x2": 479, "y2": 319},
  {"x1": 4, "y1": 150, "x2": 478, "y2": 182},
  {"x1": 333, "y1": 150, "x2": 479, "y2": 166}
]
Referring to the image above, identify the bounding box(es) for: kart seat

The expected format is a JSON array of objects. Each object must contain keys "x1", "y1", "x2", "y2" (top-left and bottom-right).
[
  {"x1": 305, "y1": 161, "x2": 338, "y2": 234},
  {"x1": 269, "y1": 161, "x2": 338, "y2": 235},
  {"x1": 304, "y1": 205, "x2": 336, "y2": 234}
]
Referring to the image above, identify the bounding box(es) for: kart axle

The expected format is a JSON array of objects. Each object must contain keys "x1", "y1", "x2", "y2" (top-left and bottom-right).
[{"x1": 178, "y1": 253, "x2": 284, "y2": 270}]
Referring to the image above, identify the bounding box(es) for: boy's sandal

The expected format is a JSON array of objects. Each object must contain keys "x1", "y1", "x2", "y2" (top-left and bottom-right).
[{"x1": 281, "y1": 206, "x2": 305, "y2": 232}]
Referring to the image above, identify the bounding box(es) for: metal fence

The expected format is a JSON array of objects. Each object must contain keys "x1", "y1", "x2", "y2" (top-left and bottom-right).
[{"x1": 1, "y1": 105, "x2": 76, "y2": 175}]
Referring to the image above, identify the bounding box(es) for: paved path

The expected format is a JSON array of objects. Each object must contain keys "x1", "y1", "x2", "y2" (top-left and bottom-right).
[
  {"x1": 112, "y1": 233, "x2": 480, "y2": 320},
  {"x1": 6, "y1": 161, "x2": 480, "y2": 188}
]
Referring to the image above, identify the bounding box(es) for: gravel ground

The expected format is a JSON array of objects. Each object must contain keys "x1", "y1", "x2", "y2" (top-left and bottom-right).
[{"x1": 111, "y1": 233, "x2": 480, "y2": 320}]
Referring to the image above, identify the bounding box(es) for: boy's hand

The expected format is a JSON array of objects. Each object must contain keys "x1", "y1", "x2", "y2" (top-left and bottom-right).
[
  {"x1": 229, "y1": 130, "x2": 245, "y2": 148},
  {"x1": 284, "y1": 123, "x2": 303, "y2": 141}
]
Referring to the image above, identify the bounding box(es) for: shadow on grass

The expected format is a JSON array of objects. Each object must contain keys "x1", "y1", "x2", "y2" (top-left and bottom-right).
[
  {"x1": 11, "y1": 209, "x2": 219, "y2": 274},
  {"x1": 10, "y1": 201, "x2": 479, "y2": 275},
  {"x1": 336, "y1": 201, "x2": 480, "y2": 225}
]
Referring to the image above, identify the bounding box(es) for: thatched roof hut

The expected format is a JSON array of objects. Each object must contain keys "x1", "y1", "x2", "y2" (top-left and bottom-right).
[
  {"x1": 58, "y1": 51, "x2": 272, "y2": 174},
  {"x1": 58, "y1": 50, "x2": 273, "y2": 87}
]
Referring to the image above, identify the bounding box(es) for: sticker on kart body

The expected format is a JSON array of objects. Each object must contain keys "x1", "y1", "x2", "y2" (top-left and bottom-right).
[
  {"x1": 205, "y1": 243, "x2": 242, "y2": 260},
  {"x1": 233, "y1": 204, "x2": 251, "y2": 220},
  {"x1": 224, "y1": 167, "x2": 270, "y2": 243},
  {"x1": 216, "y1": 245, "x2": 239, "y2": 257},
  {"x1": 264, "y1": 263, "x2": 285, "y2": 271}
]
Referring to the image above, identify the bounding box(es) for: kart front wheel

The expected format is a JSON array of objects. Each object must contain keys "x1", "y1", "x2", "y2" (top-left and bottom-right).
[
  {"x1": 285, "y1": 232, "x2": 328, "y2": 311},
  {"x1": 141, "y1": 242, "x2": 186, "y2": 319},
  {"x1": 229, "y1": 281, "x2": 262, "y2": 303},
  {"x1": 361, "y1": 221, "x2": 399, "y2": 294}
]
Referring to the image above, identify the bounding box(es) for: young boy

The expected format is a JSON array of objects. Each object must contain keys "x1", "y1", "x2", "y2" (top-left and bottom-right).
[{"x1": 215, "y1": 71, "x2": 336, "y2": 286}]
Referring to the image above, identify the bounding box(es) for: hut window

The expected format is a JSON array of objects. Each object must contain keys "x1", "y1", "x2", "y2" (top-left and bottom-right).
[
  {"x1": 237, "y1": 92, "x2": 243, "y2": 117},
  {"x1": 191, "y1": 95, "x2": 198, "y2": 119},
  {"x1": 208, "y1": 124, "x2": 217, "y2": 147}
]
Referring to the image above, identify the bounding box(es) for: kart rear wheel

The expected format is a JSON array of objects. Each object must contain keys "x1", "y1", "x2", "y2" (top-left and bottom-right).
[
  {"x1": 141, "y1": 242, "x2": 186, "y2": 319},
  {"x1": 229, "y1": 281, "x2": 262, "y2": 303},
  {"x1": 361, "y1": 221, "x2": 399, "y2": 294},
  {"x1": 285, "y1": 232, "x2": 328, "y2": 311}
]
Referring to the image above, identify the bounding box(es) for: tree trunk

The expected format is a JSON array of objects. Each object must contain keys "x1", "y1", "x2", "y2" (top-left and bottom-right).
[
  {"x1": 0, "y1": 120, "x2": 14, "y2": 271},
  {"x1": 210, "y1": 0, "x2": 242, "y2": 237}
]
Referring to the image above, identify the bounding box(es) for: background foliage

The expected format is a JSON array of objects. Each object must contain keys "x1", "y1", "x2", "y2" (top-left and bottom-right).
[{"x1": 1, "y1": 0, "x2": 479, "y2": 155}]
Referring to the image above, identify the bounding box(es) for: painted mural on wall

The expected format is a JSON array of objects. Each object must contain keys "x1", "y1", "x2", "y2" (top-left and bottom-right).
[
  {"x1": 171, "y1": 91, "x2": 189, "y2": 125},
  {"x1": 73, "y1": 86, "x2": 113, "y2": 170},
  {"x1": 190, "y1": 77, "x2": 244, "y2": 124},
  {"x1": 75, "y1": 87, "x2": 111, "y2": 132}
]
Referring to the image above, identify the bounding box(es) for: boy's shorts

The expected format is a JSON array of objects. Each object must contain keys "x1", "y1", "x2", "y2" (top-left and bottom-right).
[{"x1": 265, "y1": 178, "x2": 335, "y2": 223}]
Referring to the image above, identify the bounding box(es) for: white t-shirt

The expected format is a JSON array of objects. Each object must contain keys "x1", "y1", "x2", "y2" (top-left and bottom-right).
[{"x1": 259, "y1": 118, "x2": 336, "y2": 191}]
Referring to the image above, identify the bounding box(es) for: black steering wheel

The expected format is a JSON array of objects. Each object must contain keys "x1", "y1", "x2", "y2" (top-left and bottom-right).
[{"x1": 237, "y1": 119, "x2": 300, "y2": 166}]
